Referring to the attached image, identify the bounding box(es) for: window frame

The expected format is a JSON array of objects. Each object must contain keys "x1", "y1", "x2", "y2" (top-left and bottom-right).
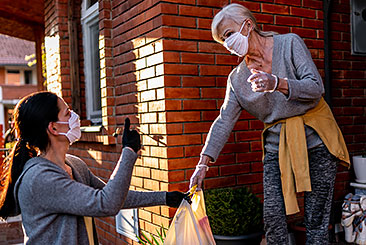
[
  {"x1": 81, "y1": 1, "x2": 102, "y2": 125},
  {"x1": 115, "y1": 209, "x2": 139, "y2": 242}
]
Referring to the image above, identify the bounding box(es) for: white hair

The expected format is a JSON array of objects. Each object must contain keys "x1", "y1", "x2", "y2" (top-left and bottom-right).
[{"x1": 211, "y1": 3, "x2": 277, "y2": 43}]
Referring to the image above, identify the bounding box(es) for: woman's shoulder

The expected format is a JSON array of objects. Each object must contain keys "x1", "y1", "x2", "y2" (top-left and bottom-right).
[
  {"x1": 23, "y1": 157, "x2": 56, "y2": 174},
  {"x1": 16, "y1": 157, "x2": 63, "y2": 193},
  {"x1": 275, "y1": 33, "x2": 305, "y2": 48},
  {"x1": 65, "y1": 154, "x2": 86, "y2": 165},
  {"x1": 275, "y1": 33, "x2": 302, "y2": 41},
  {"x1": 65, "y1": 154, "x2": 89, "y2": 173},
  {"x1": 21, "y1": 156, "x2": 87, "y2": 180}
]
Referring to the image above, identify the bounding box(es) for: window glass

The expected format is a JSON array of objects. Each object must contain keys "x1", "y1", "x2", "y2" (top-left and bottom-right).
[
  {"x1": 24, "y1": 70, "x2": 32, "y2": 84},
  {"x1": 88, "y1": 0, "x2": 98, "y2": 8},
  {"x1": 82, "y1": 0, "x2": 102, "y2": 125},
  {"x1": 90, "y1": 22, "x2": 101, "y2": 114}
]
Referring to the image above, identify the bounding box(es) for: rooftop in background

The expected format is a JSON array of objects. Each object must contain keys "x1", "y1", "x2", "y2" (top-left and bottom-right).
[{"x1": 0, "y1": 34, "x2": 35, "y2": 66}]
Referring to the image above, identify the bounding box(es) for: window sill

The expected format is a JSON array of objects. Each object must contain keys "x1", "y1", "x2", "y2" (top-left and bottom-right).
[
  {"x1": 79, "y1": 126, "x2": 116, "y2": 145},
  {"x1": 81, "y1": 125, "x2": 102, "y2": 133}
]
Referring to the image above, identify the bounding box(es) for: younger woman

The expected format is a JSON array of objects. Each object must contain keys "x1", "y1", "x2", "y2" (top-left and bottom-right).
[{"x1": 0, "y1": 91, "x2": 184, "y2": 244}]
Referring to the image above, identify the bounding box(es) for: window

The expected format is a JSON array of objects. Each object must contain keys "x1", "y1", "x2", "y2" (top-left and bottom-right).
[
  {"x1": 24, "y1": 70, "x2": 32, "y2": 84},
  {"x1": 88, "y1": 0, "x2": 98, "y2": 8},
  {"x1": 351, "y1": 0, "x2": 366, "y2": 55},
  {"x1": 115, "y1": 209, "x2": 139, "y2": 242},
  {"x1": 6, "y1": 69, "x2": 20, "y2": 85},
  {"x1": 7, "y1": 70, "x2": 19, "y2": 74},
  {"x1": 82, "y1": 1, "x2": 102, "y2": 125}
]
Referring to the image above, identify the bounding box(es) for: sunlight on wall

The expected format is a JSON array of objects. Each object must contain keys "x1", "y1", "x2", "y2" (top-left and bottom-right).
[
  {"x1": 132, "y1": 36, "x2": 169, "y2": 194},
  {"x1": 99, "y1": 34, "x2": 108, "y2": 126},
  {"x1": 134, "y1": 36, "x2": 168, "y2": 148},
  {"x1": 87, "y1": 149, "x2": 103, "y2": 165},
  {"x1": 45, "y1": 35, "x2": 62, "y2": 97}
]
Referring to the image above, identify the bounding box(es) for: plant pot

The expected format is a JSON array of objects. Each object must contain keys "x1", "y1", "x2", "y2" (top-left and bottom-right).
[
  {"x1": 353, "y1": 156, "x2": 366, "y2": 183},
  {"x1": 214, "y1": 232, "x2": 263, "y2": 245}
]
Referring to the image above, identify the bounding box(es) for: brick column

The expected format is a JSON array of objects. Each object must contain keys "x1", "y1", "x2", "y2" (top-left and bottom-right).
[
  {"x1": 44, "y1": 0, "x2": 82, "y2": 104},
  {"x1": 111, "y1": 1, "x2": 175, "y2": 241},
  {"x1": 99, "y1": 0, "x2": 116, "y2": 141}
]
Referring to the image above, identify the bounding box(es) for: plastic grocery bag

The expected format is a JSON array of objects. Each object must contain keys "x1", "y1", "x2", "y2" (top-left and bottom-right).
[{"x1": 164, "y1": 187, "x2": 216, "y2": 245}]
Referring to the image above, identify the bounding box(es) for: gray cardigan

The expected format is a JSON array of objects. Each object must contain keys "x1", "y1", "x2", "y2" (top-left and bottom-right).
[
  {"x1": 14, "y1": 148, "x2": 166, "y2": 244},
  {"x1": 202, "y1": 33, "x2": 324, "y2": 160}
]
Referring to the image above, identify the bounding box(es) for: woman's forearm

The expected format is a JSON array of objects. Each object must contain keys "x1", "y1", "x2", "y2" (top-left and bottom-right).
[
  {"x1": 121, "y1": 190, "x2": 166, "y2": 209},
  {"x1": 277, "y1": 78, "x2": 289, "y2": 95},
  {"x1": 198, "y1": 154, "x2": 211, "y2": 165}
]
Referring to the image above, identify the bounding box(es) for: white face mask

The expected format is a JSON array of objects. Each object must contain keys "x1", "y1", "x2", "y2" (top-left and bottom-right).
[
  {"x1": 56, "y1": 111, "x2": 81, "y2": 144},
  {"x1": 223, "y1": 20, "x2": 251, "y2": 57}
]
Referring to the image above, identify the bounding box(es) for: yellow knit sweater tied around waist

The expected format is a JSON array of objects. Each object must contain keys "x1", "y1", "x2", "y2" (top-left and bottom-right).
[{"x1": 262, "y1": 98, "x2": 350, "y2": 215}]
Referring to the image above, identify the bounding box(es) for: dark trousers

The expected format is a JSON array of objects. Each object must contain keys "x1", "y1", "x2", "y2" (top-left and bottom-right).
[{"x1": 263, "y1": 146, "x2": 337, "y2": 245}]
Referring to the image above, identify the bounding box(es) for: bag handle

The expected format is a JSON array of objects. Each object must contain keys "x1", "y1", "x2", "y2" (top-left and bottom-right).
[{"x1": 186, "y1": 199, "x2": 204, "y2": 244}]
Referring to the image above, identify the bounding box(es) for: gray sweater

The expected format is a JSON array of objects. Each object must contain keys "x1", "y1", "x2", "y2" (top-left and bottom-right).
[
  {"x1": 202, "y1": 33, "x2": 324, "y2": 160},
  {"x1": 14, "y1": 148, "x2": 166, "y2": 244}
]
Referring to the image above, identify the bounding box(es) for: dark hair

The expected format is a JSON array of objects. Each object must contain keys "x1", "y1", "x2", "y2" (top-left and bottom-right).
[{"x1": 0, "y1": 91, "x2": 60, "y2": 219}]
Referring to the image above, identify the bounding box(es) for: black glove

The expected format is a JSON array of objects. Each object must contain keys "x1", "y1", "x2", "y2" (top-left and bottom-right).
[
  {"x1": 166, "y1": 191, "x2": 188, "y2": 208},
  {"x1": 122, "y1": 118, "x2": 141, "y2": 153}
]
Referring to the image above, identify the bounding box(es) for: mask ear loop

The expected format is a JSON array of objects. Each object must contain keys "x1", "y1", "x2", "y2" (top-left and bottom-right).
[
  {"x1": 238, "y1": 19, "x2": 247, "y2": 34},
  {"x1": 236, "y1": 19, "x2": 250, "y2": 63},
  {"x1": 239, "y1": 19, "x2": 253, "y2": 39}
]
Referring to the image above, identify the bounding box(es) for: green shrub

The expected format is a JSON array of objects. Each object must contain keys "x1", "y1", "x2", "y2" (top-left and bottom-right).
[{"x1": 205, "y1": 186, "x2": 263, "y2": 236}]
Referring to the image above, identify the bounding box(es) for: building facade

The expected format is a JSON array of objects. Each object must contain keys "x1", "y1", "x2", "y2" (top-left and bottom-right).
[
  {"x1": 1, "y1": 0, "x2": 366, "y2": 244},
  {"x1": 0, "y1": 34, "x2": 38, "y2": 135}
]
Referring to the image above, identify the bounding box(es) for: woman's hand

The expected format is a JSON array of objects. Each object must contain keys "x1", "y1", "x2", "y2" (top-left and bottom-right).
[
  {"x1": 122, "y1": 118, "x2": 141, "y2": 153},
  {"x1": 247, "y1": 69, "x2": 278, "y2": 93},
  {"x1": 166, "y1": 191, "x2": 188, "y2": 208},
  {"x1": 189, "y1": 155, "x2": 210, "y2": 190}
]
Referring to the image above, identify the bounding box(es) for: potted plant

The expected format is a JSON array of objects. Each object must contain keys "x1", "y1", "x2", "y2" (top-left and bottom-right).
[{"x1": 205, "y1": 186, "x2": 264, "y2": 245}]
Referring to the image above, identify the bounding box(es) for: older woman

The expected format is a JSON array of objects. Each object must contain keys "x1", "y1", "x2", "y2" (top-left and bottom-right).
[
  {"x1": 0, "y1": 91, "x2": 185, "y2": 244},
  {"x1": 189, "y1": 3, "x2": 349, "y2": 245}
]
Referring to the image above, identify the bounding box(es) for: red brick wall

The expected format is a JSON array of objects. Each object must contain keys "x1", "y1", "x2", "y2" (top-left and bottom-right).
[
  {"x1": 159, "y1": 0, "x2": 366, "y2": 219},
  {"x1": 44, "y1": 0, "x2": 83, "y2": 107},
  {"x1": 1, "y1": 85, "x2": 37, "y2": 100},
  {"x1": 109, "y1": 1, "x2": 172, "y2": 243},
  {"x1": 329, "y1": 0, "x2": 366, "y2": 202},
  {"x1": 44, "y1": 0, "x2": 65, "y2": 98}
]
